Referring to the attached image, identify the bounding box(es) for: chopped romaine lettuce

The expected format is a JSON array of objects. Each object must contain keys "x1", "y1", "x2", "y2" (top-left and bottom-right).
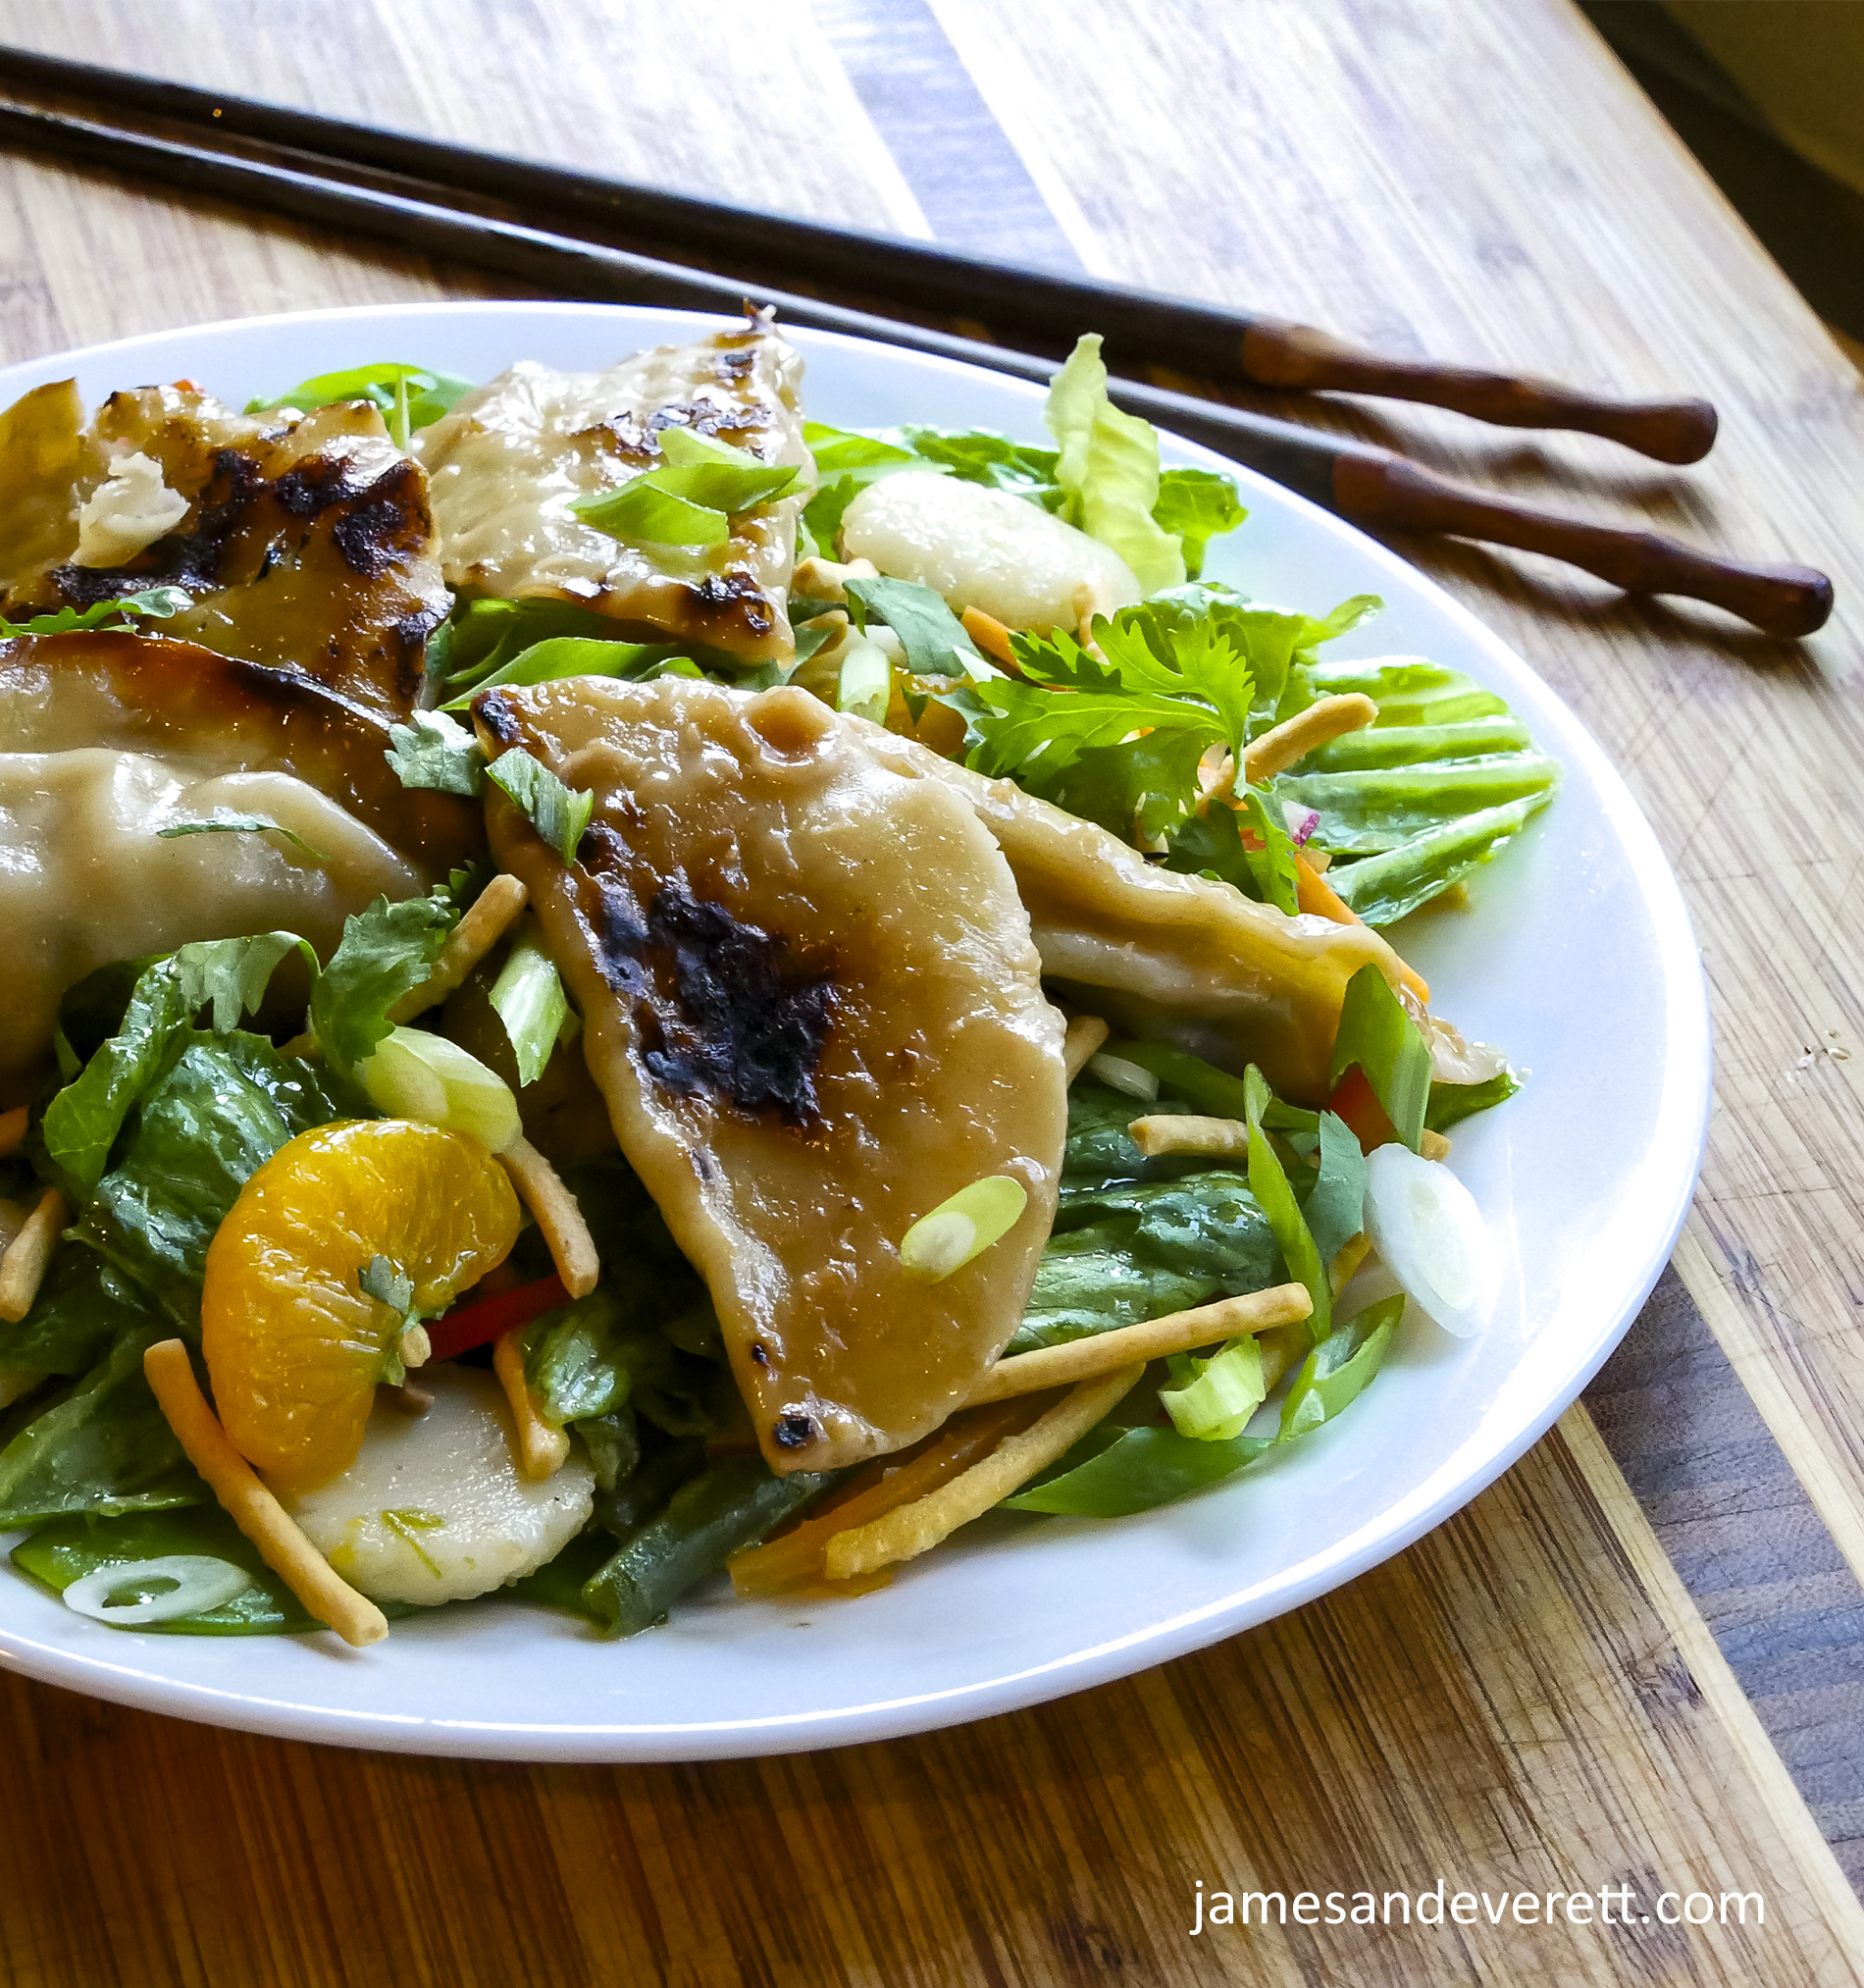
[
  {"x1": 1044, "y1": 335, "x2": 1186, "y2": 593},
  {"x1": 0, "y1": 1329, "x2": 203, "y2": 1529}
]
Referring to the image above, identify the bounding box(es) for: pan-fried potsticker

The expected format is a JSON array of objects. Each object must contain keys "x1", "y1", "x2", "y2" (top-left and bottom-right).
[
  {"x1": 475, "y1": 676, "x2": 1068, "y2": 1475},
  {"x1": 416, "y1": 316, "x2": 810, "y2": 665},
  {"x1": 0, "y1": 379, "x2": 448, "y2": 715},
  {"x1": 0, "y1": 631, "x2": 480, "y2": 1101}
]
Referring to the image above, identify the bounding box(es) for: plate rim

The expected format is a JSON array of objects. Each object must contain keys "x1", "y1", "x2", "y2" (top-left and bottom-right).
[{"x1": 0, "y1": 299, "x2": 1713, "y2": 1759}]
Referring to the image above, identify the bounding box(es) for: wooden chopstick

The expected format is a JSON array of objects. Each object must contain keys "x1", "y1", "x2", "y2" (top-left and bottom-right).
[
  {"x1": 0, "y1": 98, "x2": 1832, "y2": 638},
  {"x1": 0, "y1": 42, "x2": 1720, "y2": 465}
]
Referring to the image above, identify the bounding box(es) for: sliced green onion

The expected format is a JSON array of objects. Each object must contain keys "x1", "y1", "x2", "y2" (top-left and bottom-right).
[
  {"x1": 63, "y1": 1556, "x2": 252, "y2": 1626},
  {"x1": 1086, "y1": 1052, "x2": 1160, "y2": 1101},
  {"x1": 899, "y1": 1176, "x2": 1029, "y2": 1283},
  {"x1": 1161, "y1": 1334, "x2": 1266, "y2": 1441},
  {"x1": 571, "y1": 481, "x2": 730, "y2": 548},
  {"x1": 358, "y1": 1025, "x2": 522, "y2": 1153},
  {"x1": 836, "y1": 638, "x2": 892, "y2": 725},
  {"x1": 490, "y1": 920, "x2": 571, "y2": 1085}
]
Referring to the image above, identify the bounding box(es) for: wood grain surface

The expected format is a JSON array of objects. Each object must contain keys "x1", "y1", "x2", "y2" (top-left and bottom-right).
[{"x1": 1, "y1": 1, "x2": 1862, "y2": 1983}]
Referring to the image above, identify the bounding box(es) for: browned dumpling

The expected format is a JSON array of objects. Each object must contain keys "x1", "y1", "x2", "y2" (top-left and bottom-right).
[
  {"x1": 0, "y1": 383, "x2": 448, "y2": 717},
  {"x1": 871, "y1": 736, "x2": 1416, "y2": 1103},
  {"x1": 417, "y1": 316, "x2": 809, "y2": 665},
  {"x1": 0, "y1": 630, "x2": 482, "y2": 1101},
  {"x1": 475, "y1": 676, "x2": 1067, "y2": 1475}
]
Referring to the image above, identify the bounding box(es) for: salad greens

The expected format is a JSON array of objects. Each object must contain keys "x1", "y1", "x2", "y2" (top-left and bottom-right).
[
  {"x1": 244, "y1": 361, "x2": 473, "y2": 449},
  {"x1": 2, "y1": 329, "x2": 1548, "y2": 1650}
]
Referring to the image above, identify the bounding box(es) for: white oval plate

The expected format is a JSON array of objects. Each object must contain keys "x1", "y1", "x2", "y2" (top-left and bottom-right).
[{"x1": 0, "y1": 303, "x2": 1711, "y2": 1759}]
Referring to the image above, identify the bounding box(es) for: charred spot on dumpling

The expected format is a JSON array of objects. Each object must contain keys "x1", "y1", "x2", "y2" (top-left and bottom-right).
[
  {"x1": 582, "y1": 859, "x2": 836, "y2": 1126},
  {"x1": 772, "y1": 1411, "x2": 816, "y2": 1450},
  {"x1": 21, "y1": 396, "x2": 449, "y2": 717},
  {"x1": 647, "y1": 399, "x2": 782, "y2": 450},
  {"x1": 474, "y1": 690, "x2": 523, "y2": 750},
  {"x1": 678, "y1": 568, "x2": 777, "y2": 644}
]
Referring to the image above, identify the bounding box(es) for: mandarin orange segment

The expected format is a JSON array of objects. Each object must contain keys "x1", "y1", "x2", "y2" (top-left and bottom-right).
[{"x1": 201, "y1": 1120, "x2": 522, "y2": 1493}]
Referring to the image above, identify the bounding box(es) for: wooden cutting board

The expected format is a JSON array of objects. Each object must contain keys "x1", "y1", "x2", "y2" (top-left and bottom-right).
[{"x1": 1, "y1": 2, "x2": 1862, "y2": 1981}]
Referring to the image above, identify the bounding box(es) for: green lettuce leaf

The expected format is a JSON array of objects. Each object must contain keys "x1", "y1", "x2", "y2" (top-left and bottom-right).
[
  {"x1": 245, "y1": 362, "x2": 473, "y2": 447},
  {"x1": 0, "y1": 1329, "x2": 203, "y2": 1529},
  {"x1": 440, "y1": 636, "x2": 696, "y2": 708},
  {"x1": 1243, "y1": 1065, "x2": 1329, "y2": 1345},
  {"x1": 1263, "y1": 654, "x2": 1556, "y2": 922},
  {"x1": 434, "y1": 597, "x2": 635, "y2": 693},
  {"x1": 39, "y1": 933, "x2": 314, "y2": 1198},
  {"x1": 0, "y1": 1249, "x2": 153, "y2": 1379},
  {"x1": 1302, "y1": 1111, "x2": 1370, "y2": 1265},
  {"x1": 1044, "y1": 335, "x2": 1186, "y2": 593},
  {"x1": 73, "y1": 1032, "x2": 356, "y2": 1333},
  {"x1": 802, "y1": 422, "x2": 931, "y2": 549}
]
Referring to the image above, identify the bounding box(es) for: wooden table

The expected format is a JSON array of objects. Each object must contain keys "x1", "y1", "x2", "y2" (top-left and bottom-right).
[{"x1": 3, "y1": 2, "x2": 1863, "y2": 1981}]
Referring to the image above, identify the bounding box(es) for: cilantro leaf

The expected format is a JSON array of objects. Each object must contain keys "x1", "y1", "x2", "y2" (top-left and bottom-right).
[
  {"x1": 309, "y1": 895, "x2": 456, "y2": 1073},
  {"x1": 843, "y1": 576, "x2": 986, "y2": 679},
  {"x1": 358, "y1": 1255, "x2": 416, "y2": 1317},
  {"x1": 385, "y1": 709, "x2": 485, "y2": 796},
  {"x1": 0, "y1": 586, "x2": 191, "y2": 640},
  {"x1": 486, "y1": 751, "x2": 595, "y2": 866},
  {"x1": 156, "y1": 815, "x2": 327, "y2": 862}
]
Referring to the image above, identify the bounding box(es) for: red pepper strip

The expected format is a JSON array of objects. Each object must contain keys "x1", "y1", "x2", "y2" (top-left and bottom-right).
[
  {"x1": 426, "y1": 1273, "x2": 568, "y2": 1362},
  {"x1": 1328, "y1": 1066, "x2": 1399, "y2": 1155}
]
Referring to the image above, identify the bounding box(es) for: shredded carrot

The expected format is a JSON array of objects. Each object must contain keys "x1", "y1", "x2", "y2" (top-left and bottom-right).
[
  {"x1": 824, "y1": 1367, "x2": 1144, "y2": 1581},
  {"x1": 729, "y1": 1396, "x2": 1043, "y2": 1597},
  {"x1": 1293, "y1": 853, "x2": 1430, "y2": 1002},
  {"x1": 960, "y1": 605, "x2": 1017, "y2": 666}
]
